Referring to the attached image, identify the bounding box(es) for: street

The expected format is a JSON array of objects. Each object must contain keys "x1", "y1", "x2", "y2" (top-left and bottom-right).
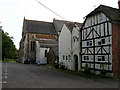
[{"x1": 2, "y1": 62, "x2": 118, "y2": 88}]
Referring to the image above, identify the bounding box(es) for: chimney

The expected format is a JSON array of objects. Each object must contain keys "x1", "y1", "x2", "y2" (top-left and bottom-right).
[{"x1": 118, "y1": 0, "x2": 120, "y2": 9}]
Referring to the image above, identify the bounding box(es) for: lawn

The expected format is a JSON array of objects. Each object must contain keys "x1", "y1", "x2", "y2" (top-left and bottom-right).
[
  {"x1": 0, "y1": 59, "x2": 16, "y2": 62},
  {"x1": 46, "y1": 65, "x2": 117, "y2": 80}
]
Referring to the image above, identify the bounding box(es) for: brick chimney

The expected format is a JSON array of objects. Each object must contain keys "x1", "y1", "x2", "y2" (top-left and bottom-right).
[{"x1": 118, "y1": 0, "x2": 120, "y2": 9}]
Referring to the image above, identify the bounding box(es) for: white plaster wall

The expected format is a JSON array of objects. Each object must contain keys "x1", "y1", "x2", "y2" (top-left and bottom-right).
[
  {"x1": 36, "y1": 41, "x2": 49, "y2": 64},
  {"x1": 36, "y1": 41, "x2": 40, "y2": 63},
  {"x1": 59, "y1": 24, "x2": 72, "y2": 70},
  {"x1": 39, "y1": 48, "x2": 49, "y2": 64},
  {"x1": 82, "y1": 12, "x2": 112, "y2": 76},
  {"x1": 72, "y1": 24, "x2": 81, "y2": 70}
]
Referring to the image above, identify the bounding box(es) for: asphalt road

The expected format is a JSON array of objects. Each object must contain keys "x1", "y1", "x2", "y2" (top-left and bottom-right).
[{"x1": 2, "y1": 62, "x2": 119, "y2": 88}]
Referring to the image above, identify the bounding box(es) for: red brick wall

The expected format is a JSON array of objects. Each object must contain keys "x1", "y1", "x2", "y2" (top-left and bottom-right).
[
  {"x1": 48, "y1": 47, "x2": 56, "y2": 64},
  {"x1": 112, "y1": 23, "x2": 120, "y2": 77}
]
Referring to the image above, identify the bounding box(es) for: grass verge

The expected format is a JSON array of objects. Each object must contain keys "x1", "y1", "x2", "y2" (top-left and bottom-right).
[
  {"x1": 46, "y1": 65, "x2": 117, "y2": 80},
  {"x1": 0, "y1": 59, "x2": 16, "y2": 62}
]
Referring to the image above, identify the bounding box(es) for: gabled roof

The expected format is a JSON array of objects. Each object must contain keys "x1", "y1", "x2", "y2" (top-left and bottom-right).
[
  {"x1": 53, "y1": 18, "x2": 75, "y2": 32},
  {"x1": 74, "y1": 22, "x2": 83, "y2": 29},
  {"x1": 65, "y1": 22, "x2": 74, "y2": 32},
  {"x1": 86, "y1": 5, "x2": 120, "y2": 24},
  {"x1": 23, "y1": 19, "x2": 57, "y2": 35}
]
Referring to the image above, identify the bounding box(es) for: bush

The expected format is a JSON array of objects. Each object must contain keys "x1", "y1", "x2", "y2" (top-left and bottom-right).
[
  {"x1": 54, "y1": 64, "x2": 59, "y2": 68},
  {"x1": 83, "y1": 63, "x2": 91, "y2": 74}
]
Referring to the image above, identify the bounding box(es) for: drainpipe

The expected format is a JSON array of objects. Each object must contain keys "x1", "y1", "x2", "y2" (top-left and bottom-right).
[
  {"x1": 118, "y1": 0, "x2": 120, "y2": 9},
  {"x1": 70, "y1": 29, "x2": 73, "y2": 70}
]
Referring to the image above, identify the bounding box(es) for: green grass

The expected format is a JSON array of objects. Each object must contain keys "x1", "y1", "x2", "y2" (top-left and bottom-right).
[
  {"x1": 49, "y1": 66, "x2": 116, "y2": 80},
  {"x1": 51, "y1": 67, "x2": 99, "y2": 79},
  {"x1": 0, "y1": 59, "x2": 16, "y2": 62}
]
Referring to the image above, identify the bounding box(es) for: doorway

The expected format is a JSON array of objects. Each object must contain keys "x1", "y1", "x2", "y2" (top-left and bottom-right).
[{"x1": 74, "y1": 55, "x2": 78, "y2": 70}]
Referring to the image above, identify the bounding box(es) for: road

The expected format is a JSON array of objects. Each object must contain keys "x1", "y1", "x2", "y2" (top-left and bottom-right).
[{"x1": 2, "y1": 62, "x2": 119, "y2": 88}]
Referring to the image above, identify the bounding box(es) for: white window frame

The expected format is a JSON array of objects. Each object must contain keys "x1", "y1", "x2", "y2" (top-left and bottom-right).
[
  {"x1": 86, "y1": 40, "x2": 92, "y2": 47},
  {"x1": 63, "y1": 55, "x2": 65, "y2": 60},
  {"x1": 97, "y1": 55, "x2": 105, "y2": 62},
  {"x1": 66, "y1": 56, "x2": 68, "y2": 60},
  {"x1": 83, "y1": 56, "x2": 89, "y2": 61},
  {"x1": 97, "y1": 38, "x2": 105, "y2": 45}
]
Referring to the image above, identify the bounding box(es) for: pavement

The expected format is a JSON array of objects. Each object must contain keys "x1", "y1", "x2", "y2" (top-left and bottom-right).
[{"x1": 2, "y1": 62, "x2": 119, "y2": 88}]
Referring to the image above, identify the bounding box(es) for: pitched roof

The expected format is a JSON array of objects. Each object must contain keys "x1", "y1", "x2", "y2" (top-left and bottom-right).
[
  {"x1": 53, "y1": 18, "x2": 75, "y2": 32},
  {"x1": 74, "y1": 22, "x2": 83, "y2": 29},
  {"x1": 86, "y1": 5, "x2": 120, "y2": 24},
  {"x1": 65, "y1": 22, "x2": 75, "y2": 32},
  {"x1": 23, "y1": 19, "x2": 57, "y2": 35}
]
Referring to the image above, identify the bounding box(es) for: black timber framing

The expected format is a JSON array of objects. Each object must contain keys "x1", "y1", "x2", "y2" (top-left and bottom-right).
[
  {"x1": 82, "y1": 20, "x2": 110, "y2": 30},
  {"x1": 81, "y1": 18, "x2": 112, "y2": 72}
]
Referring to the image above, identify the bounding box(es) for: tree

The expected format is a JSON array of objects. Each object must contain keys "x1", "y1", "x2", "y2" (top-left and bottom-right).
[{"x1": 1, "y1": 29, "x2": 17, "y2": 60}]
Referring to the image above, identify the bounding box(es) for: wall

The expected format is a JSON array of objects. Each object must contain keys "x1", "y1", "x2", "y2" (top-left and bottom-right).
[
  {"x1": 81, "y1": 12, "x2": 113, "y2": 76},
  {"x1": 59, "y1": 24, "x2": 72, "y2": 70},
  {"x1": 112, "y1": 23, "x2": 120, "y2": 77},
  {"x1": 36, "y1": 41, "x2": 49, "y2": 64},
  {"x1": 72, "y1": 24, "x2": 81, "y2": 70}
]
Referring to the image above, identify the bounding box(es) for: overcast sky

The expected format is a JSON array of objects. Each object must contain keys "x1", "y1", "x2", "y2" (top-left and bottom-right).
[{"x1": 0, "y1": 0, "x2": 118, "y2": 49}]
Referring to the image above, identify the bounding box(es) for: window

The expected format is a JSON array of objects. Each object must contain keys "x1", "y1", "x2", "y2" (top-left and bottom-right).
[
  {"x1": 86, "y1": 20, "x2": 89, "y2": 26},
  {"x1": 98, "y1": 38, "x2": 105, "y2": 45},
  {"x1": 45, "y1": 50, "x2": 47, "y2": 57},
  {"x1": 73, "y1": 36, "x2": 79, "y2": 42},
  {"x1": 100, "y1": 14, "x2": 103, "y2": 22},
  {"x1": 73, "y1": 37, "x2": 75, "y2": 42},
  {"x1": 97, "y1": 56, "x2": 105, "y2": 62},
  {"x1": 86, "y1": 40, "x2": 92, "y2": 46},
  {"x1": 33, "y1": 41, "x2": 35, "y2": 51},
  {"x1": 63, "y1": 55, "x2": 65, "y2": 60},
  {"x1": 84, "y1": 56, "x2": 89, "y2": 61},
  {"x1": 66, "y1": 56, "x2": 68, "y2": 60},
  {"x1": 68, "y1": 55, "x2": 71, "y2": 60}
]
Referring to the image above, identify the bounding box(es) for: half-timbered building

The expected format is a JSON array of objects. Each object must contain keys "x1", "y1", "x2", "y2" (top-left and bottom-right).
[{"x1": 80, "y1": 4, "x2": 120, "y2": 77}]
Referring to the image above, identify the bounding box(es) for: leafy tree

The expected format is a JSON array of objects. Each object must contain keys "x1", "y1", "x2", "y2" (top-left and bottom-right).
[{"x1": 1, "y1": 29, "x2": 17, "y2": 60}]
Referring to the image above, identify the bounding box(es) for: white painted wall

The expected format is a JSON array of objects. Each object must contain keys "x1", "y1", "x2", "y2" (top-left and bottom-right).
[
  {"x1": 59, "y1": 24, "x2": 72, "y2": 70},
  {"x1": 72, "y1": 24, "x2": 81, "y2": 70},
  {"x1": 36, "y1": 41, "x2": 49, "y2": 64},
  {"x1": 39, "y1": 48, "x2": 49, "y2": 64},
  {"x1": 36, "y1": 41, "x2": 40, "y2": 63}
]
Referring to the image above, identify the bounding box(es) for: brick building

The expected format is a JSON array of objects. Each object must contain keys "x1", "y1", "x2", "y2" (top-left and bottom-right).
[{"x1": 19, "y1": 18, "x2": 57, "y2": 63}]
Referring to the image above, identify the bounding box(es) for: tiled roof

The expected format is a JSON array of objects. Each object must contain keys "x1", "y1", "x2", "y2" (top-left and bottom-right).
[
  {"x1": 36, "y1": 34, "x2": 56, "y2": 39},
  {"x1": 65, "y1": 22, "x2": 74, "y2": 32},
  {"x1": 53, "y1": 18, "x2": 74, "y2": 32},
  {"x1": 23, "y1": 19, "x2": 57, "y2": 35},
  {"x1": 87, "y1": 5, "x2": 120, "y2": 24},
  {"x1": 75, "y1": 22, "x2": 83, "y2": 29}
]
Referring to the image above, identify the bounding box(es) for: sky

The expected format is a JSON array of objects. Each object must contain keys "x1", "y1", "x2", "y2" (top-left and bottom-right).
[{"x1": 0, "y1": 0, "x2": 118, "y2": 49}]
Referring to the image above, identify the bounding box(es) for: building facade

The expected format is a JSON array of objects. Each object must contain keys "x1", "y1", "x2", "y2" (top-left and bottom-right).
[
  {"x1": 19, "y1": 18, "x2": 57, "y2": 63},
  {"x1": 80, "y1": 5, "x2": 120, "y2": 77},
  {"x1": 59, "y1": 22, "x2": 82, "y2": 70}
]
